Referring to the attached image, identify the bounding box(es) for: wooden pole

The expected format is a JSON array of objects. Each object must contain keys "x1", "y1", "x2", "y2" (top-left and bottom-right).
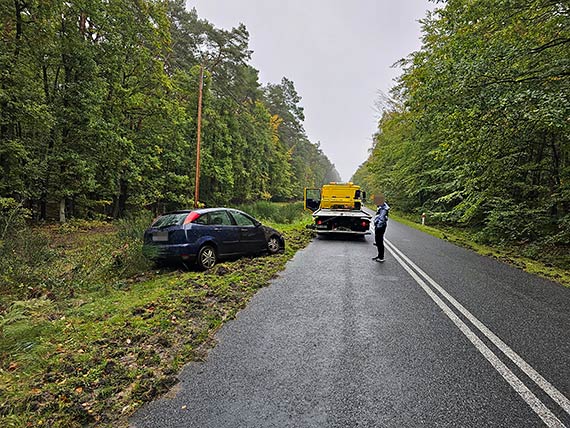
[{"x1": 194, "y1": 64, "x2": 204, "y2": 209}]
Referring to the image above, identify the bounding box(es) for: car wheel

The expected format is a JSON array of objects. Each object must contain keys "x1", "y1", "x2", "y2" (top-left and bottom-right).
[
  {"x1": 197, "y1": 245, "x2": 217, "y2": 270},
  {"x1": 267, "y1": 236, "x2": 281, "y2": 254}
]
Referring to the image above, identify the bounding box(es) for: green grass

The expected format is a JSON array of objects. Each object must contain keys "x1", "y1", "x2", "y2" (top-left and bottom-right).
[
  {"x1": 389, "y1": 209, "x2": 570, "y2": 288},
  {"x1": 0, "y1": 211, "x2": 315, "y2": 427}
]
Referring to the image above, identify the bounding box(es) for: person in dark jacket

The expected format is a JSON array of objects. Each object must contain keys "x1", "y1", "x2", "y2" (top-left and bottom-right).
[{"x1": 372, "y1": 196, "x2": 390, "y2": 262}]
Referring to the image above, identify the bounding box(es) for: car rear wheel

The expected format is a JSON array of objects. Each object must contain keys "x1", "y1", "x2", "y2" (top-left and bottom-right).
[
  {"x1": 267, "y1": 236, "x2": 281, "y2": 254},
  {"x1": 197, "y1": 245, "x2": 217, "y2": 270}
]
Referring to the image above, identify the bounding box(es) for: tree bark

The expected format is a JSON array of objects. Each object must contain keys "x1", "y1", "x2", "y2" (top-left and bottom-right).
[
  {"x1": 59, "y1": 198, "x2": 66, "y2": 223},
  {"x1": 14, "y1": 0, "x2": 23, "y2": 58},
  {"x1": 113, "y1": 177, "x2": 128, "y2": 219}
]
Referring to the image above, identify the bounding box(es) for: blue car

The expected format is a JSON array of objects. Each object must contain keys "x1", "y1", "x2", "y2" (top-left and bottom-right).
[{"x1": 143, "y1": 208, "x2": 285, "y2": 270}]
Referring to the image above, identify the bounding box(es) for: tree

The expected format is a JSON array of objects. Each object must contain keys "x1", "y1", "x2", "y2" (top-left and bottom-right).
[
  {"x1": 354, "y1": 0, "x2": 569, "y2": 245},
  {"x1": 0, "y1": 1, "x2": 339, "y2": 218}
]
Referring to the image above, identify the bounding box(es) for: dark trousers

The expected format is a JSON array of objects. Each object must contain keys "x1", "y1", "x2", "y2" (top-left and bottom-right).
[{"x1": 375, "y1": 224, "x2": 387, "y2": 258}]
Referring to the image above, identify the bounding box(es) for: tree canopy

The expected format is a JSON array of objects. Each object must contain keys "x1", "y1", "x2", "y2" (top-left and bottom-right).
[
  {"x1": 0, "y1": 0, "x2": 339, "y2": 221},
  {"x1": 353, "y1": 0, "x2": 569, "y2": 245}
]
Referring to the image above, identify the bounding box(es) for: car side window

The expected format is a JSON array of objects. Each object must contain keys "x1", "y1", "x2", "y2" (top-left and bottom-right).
[
  {"x1": 193, "y1": 213, "x2": 210, "y2": 225},
  {"x1": 209, "y1": 211, "x2": 233, "y2": 226},
  {"x1": 231, "y1": 211, "x2": 256, "y2": 226}
]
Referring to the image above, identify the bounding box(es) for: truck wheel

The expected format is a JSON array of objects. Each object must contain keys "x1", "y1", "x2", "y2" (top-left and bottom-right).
[{"x1": 197, "y1": 245, "x2": 217, "y2": 270}]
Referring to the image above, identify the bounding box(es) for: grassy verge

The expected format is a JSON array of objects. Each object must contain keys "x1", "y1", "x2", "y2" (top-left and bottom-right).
[
  {"x1": 389, "y1": 210, "x2": 570, "y2": 288},
  {"x1": 0, "y1": 214, "x2": 314, "y2": 427}
]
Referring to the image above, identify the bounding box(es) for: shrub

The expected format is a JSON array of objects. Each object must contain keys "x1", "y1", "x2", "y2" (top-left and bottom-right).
[
  {"x1": 116, "y1": 211, "x2": 154, "y2": 241},
  {"x1": 0, "y1": 199, "x2": 54, "y2": 302},
  {"x1": 236, "y1": 201, "x2": 307, "y2": 224},
  {"x1": 479, "y1": 200, "x2": 553, "y2": 244},
  {"x1": 112, "y1": 211, "x2": 154, "y2": 276}
]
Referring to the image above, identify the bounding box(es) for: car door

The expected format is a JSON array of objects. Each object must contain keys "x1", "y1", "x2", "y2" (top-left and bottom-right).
[
  {"x1": 205, "y1": 210, "x2": 241, "y2": 256},
  {"x1": 230, "y1": 210, "x2": 266, "y2": 254},
  {"x1": 304, "y1": 188, "x2": 321, "y2": 212}
]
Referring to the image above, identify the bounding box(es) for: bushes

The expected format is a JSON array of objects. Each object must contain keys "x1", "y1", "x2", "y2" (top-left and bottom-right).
[
  {"x1": 0, "y1": 199, "x2": 55, "y2": 303},
  {"x1": 478, "y1": 200, "x2": 554, "y2": 245},
  {"x1": 112, "y1": 212, "x2": 155, "y2": 277},
  {"x1": 236, "y1": 201, "x2": 307, "y2": 224},
  {"x1": 0, "y1": 204, "x2": 154, "y2": 306}
]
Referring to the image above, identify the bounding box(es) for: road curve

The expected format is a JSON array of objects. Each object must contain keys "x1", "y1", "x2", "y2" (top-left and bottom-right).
[{"x1": 131, "y1": 215, "x2": 570, "y2": 428}]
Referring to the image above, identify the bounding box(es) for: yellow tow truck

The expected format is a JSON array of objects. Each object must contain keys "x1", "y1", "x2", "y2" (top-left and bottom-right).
[{"x1": 304, "y1": 182, "x2": 372, "y2": 235}]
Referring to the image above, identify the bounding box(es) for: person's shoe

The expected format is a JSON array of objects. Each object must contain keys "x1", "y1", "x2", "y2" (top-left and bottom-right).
[
  {"x1": 372, "y1": 256, "x2": 379, "y2": 261},
  {"x1": 378, "y1": 258, "x2": 385, "y2": 263}
]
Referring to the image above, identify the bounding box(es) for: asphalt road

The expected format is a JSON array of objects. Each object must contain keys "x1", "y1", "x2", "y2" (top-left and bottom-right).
[{"x1": 131, "y1": 215, "x2": 570, "y2": 428}]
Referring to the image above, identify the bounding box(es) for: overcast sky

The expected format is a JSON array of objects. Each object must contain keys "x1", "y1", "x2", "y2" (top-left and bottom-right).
[{"x1": 186, "y1": 0, "x2": 436, "y2": 181}]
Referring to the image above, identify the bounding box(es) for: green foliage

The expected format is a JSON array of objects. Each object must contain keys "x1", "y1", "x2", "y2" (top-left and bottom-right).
[
  {"x1": 114, "y1": 212, "x2": 156, "y2": 277},
  {"x1": 0, "y1": 216, "x2": 155, "y2": 306},
  {"x1": 0, "y1": 199, "x2": 56, "y2": 302},
  {"x1": 0, "y1": 0, "x2": 338, "y2": 221},
  {"x1": 236, "y1": 201, "x2": 308, "y2": 224},
  {"x1": 116, "y1": 211, "x2": 155, "y2": 241},
  {"x1": 354, "y1": 0, "x2": 570, "y2": 253},
  {"x1": 0, "y1": 198, "x2": 29, "y2": 243},
  {"x1": 0, "y1": 215, "x2": 314, "y2": 427}
]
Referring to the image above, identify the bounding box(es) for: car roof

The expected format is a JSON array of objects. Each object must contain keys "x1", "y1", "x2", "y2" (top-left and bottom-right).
[{"x1": 160, "y1": 207, "x2": 238, "y2": 216}]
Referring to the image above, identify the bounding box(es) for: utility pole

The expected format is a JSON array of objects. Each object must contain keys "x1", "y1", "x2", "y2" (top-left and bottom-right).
[{"x1": 194, "y1": 64, "x2": 204, "y2": 209}]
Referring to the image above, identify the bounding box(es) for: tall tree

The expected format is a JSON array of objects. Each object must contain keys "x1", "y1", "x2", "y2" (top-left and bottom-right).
[
  {"x1": 0, "y1": 1, "x2": 339, "y2": 218},
  {"x1": 355, "y1": 0, "x2": 569, "y2": 244}
]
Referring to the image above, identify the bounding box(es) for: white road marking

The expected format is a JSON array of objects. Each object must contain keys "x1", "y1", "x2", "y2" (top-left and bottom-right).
[
  {"x1": 385, "y1": 239, "x2": 567, "y2": 428},
  {"x1": 386, "y1": 239, "x2": 570, "y2": 417},
  {"x1": 385, "y1": 239, "x2": 570, "y2": 417}
]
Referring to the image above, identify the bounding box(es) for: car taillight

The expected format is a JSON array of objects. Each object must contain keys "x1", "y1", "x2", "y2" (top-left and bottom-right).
[
  {"x1": 361, "y1": 221, "x2": 368, "y2": 227},
  {"x1": 184, "y1": 212, "x2": 201, "y2": 224},
  {"x1": 317, "y1": 219, "x2": 322, "y2": 225}
]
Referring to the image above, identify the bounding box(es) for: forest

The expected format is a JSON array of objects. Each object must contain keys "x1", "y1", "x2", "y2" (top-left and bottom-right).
[
  {"x1": 353, "y1": 0, "x2": 569, "y2": 251},
  {"x1": 0, "y1": 0, "x2": 340, "y2": 222}
]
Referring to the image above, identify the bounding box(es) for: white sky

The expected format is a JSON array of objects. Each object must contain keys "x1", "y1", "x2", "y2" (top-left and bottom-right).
[{"x1": 186, "y1": 0, "x2": 436, "y2": 181}]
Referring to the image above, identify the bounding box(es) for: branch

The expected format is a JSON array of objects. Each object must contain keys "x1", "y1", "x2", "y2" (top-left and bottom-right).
[
  {"x1": 469, "y1": 69, "x2": 569, "y2": 89},
  {"x1": 531, "y1": 38, "x2": 570, "y2": 53}
]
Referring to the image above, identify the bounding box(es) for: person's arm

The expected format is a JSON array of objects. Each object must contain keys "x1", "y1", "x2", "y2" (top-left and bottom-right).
[{"x1": 374, "y1": 205, "x2": 388, "y2": 227}]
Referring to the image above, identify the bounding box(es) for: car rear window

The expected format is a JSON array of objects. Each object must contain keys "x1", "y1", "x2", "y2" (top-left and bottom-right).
[{"x1": 152, "y1": 213, "x2": 190, "y2": 228}]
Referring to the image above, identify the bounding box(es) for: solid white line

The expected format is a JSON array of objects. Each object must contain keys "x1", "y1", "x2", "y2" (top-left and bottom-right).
[
  {"x1": 385, "y1": 239, "x2": 570, "y2": 417},
  {"x1": 385, "y1": 241, "x2": 565, "y2": 428}
]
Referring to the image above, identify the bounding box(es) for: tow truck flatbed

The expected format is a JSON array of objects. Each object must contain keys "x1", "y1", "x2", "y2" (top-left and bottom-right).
[
  {"x1": 312, "y1": 209, "x2": 372, "y2": 235},
  {"x1": 304, "y1": 183, "x2": 372, "y2": 235},
  {"x1": 313, "y1": 208, "x2": 372, "y2": 218}
]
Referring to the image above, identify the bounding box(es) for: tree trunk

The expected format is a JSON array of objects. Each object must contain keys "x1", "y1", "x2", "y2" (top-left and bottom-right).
[
  {"x1": 113, "y1": 178, "x2": 128, "y2": 219},
  {"x1": 14, "y1": 0, "x2": 23, "y2": 58},
  {"x1": 39, "y1": 194, "x2": 47, "y2": 221},
  {"x1": 59, "y1": 198, "x2": 66, "y2": 223}
]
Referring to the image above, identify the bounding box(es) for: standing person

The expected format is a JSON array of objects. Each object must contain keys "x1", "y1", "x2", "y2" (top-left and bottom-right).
[{"x1": 372, "y1": 196, "x2": 390, "y2": 262}]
